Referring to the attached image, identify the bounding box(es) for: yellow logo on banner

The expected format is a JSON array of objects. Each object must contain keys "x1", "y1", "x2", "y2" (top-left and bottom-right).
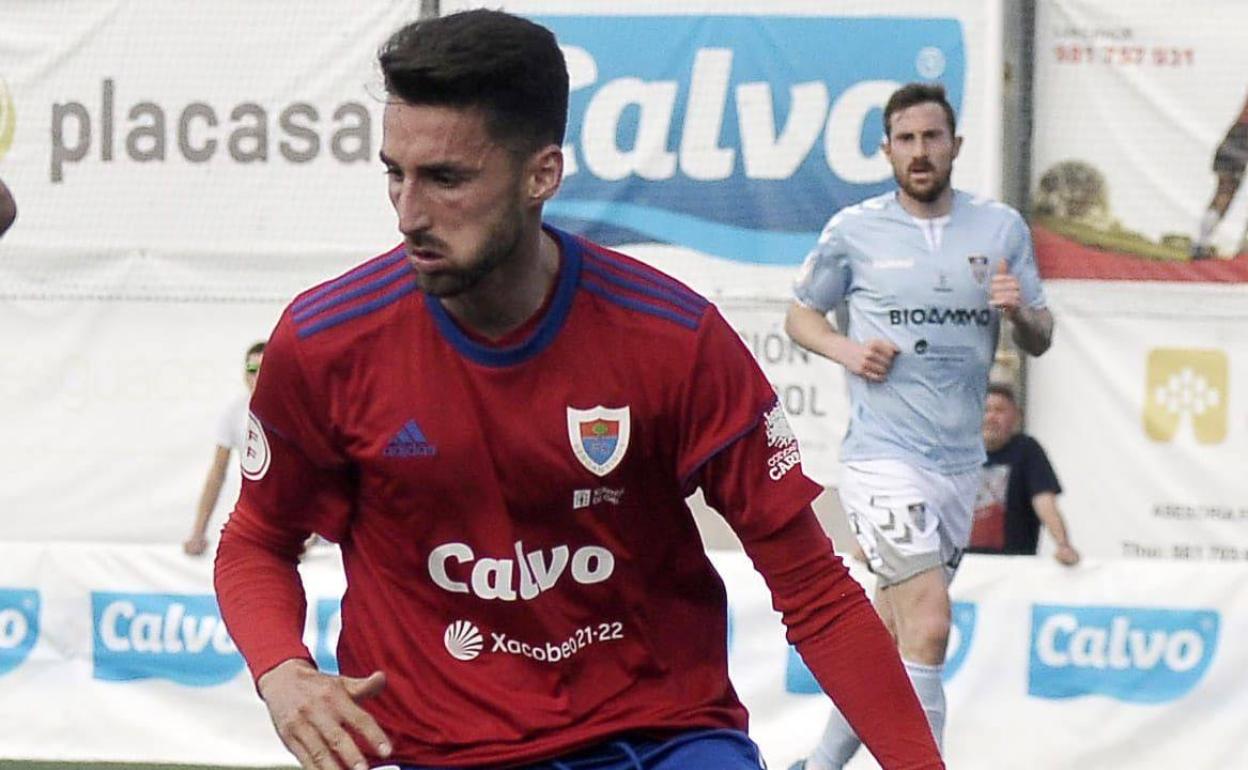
[
  {"x1": 0, "y1": 77, "x2": 14, "y2": 160},
  {"x1": 1144, "y1": 349, "x2": 1228, "y2": 444}
]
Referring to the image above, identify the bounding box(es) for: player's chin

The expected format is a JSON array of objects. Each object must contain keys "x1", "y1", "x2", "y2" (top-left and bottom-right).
[
  {"x1": 904, "y1": 181, "x2": 942, "y2": 203},
  {"x1": 415, "y1": 273, "x2": 469, "y2": 298}
]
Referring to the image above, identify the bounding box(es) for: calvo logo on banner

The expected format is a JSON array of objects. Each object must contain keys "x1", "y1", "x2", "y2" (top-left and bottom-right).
[
  {"x1": 1029, "y1": 604, "x2": 1219, "y2": 703},
  {"x1": 541, "y1": 14, "x2": 965, "y2": 265},
  {"x1": 0, "y1": 588, "x2": 40, "y2": 676},
  {"x1": 92, "y1": 592, "x2": 244, "y2": 686}
]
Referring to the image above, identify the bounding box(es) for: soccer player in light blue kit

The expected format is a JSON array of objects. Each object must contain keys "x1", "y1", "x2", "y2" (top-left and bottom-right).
[{"x1": 785, "y1": 83, "x2": 1053, "y2": 769}]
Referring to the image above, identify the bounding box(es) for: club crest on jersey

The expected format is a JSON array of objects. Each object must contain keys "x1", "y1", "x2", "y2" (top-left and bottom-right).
[
  {"x1": 968, "y1": 254, "x2": 990, "y2": 285},
  {"x1": 567, "y1": 406, "x2": 631, "y2": 477}
]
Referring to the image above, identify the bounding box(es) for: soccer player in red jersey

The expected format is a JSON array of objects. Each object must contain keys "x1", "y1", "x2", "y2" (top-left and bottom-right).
[{"x1": 214, "y1": 10, "x2": 944, "y2": 770}]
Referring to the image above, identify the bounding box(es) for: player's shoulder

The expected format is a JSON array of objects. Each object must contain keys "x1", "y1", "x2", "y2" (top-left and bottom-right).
[
  {"x1": 820, "y1": 192, "x2": 897, "y2": 233},
  {"x1": 575, "y1": 234, "x2": 712, "y2": 336},
  {"x1": 281, "y1": 243, "x2": 418, "y2": 347},
  {"x1": 958, "y1": 190, "x2": 1026, "y2": 226}
]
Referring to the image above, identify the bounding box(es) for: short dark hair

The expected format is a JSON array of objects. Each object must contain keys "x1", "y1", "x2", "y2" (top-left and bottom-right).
[
  {"x1": 883, "y1": 83, "x2": 957, "y2": 139},
  {"x1": 378, "y1": 9, "x2": 568, "y2": 153},
  {"x1": 987, "y1": 382, "x2": 1016, "y2": 404},
  {"x1": 245, "y1": 341, "x2": 266, "y2": 360}
]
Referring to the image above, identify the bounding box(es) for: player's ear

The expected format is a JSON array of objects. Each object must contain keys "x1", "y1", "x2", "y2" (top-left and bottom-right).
[
  {"x1": 526, "y1": 144, "x2": 563, "y2": 204},
  {"x1": 951, "y1": 134, "x2": 963, "y2": 160}
]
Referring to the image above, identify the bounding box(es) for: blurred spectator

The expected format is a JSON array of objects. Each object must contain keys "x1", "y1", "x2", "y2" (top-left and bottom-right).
[
  {"x1": 183, "y1": 341, "x2": 264, "y2": 556},
  {"x1": 0, "y1": 177, "x2": 15, "y2": 237},
  {"x1": 968, "y1": 383, "x2": 1080, "y2": 565}
]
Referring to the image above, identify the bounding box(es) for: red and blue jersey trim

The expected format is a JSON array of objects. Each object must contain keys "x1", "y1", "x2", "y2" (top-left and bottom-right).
[
  {"x1": 424, "y1": 225, "x2": 583, "y2": 367},
  {"x1": 580, "y1": 240, "x2": 708, "y2": 331},
  {"x1": 293, "y1": 246, "x2": 418, "y2": 339}
]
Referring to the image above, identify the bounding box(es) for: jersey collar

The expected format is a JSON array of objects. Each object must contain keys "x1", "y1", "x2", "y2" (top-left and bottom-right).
[{"x1": 424, "y1": 224, "x2": 582, "y2": 367}]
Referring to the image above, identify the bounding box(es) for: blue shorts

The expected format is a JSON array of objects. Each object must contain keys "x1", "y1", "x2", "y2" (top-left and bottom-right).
[{"x1": 384, "y1": 728, "x2": 764, "y2": 769}]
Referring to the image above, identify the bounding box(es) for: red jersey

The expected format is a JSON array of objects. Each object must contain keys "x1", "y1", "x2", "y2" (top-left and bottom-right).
[{"x1": 215, "y1": 227, "x2": 942, "y2": 769}]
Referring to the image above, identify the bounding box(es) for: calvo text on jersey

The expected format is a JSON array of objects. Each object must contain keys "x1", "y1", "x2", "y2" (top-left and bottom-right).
[{"x1": 429, "y1": 541, "x2": 616, "y2": 601}]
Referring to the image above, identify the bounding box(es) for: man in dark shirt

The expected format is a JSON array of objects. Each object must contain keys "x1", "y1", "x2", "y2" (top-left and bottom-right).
[{"x1": 968, "y1": 384, "x2": 1080, "y2": 564}]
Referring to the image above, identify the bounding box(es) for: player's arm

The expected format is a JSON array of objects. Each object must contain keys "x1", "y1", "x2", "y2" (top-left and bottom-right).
[
  {"x1": 213, "y1": 319, "x2": 391, "y2": 770},
  {"x1": 0, "y1": 177, "x2": 15, "y2": 238},
  {"x1": 787, "y1": 220, "x2": 898, "y2": 381},
  {"x1": 679, "y1": 314, "x2": 941, "y2": 769},
  {"x1": 217, "y1": 508, "x2": 393, "y2": 769},
  {"x1": 785, "y1": 303, "x2": 898, "y2": 383},
  {"x1": 1032, "y1": 491, "x2": 1079, "y2": 565},
  {"x1": 745, "y1": 511, "x2": 943, "y2": 769},
  {"x1": 992, "y1": 218, "x2": 1054, "y2": 356},
  {"x1": 697, "y1": 429, "x2": 941, "y2": 768},
  {"x1": 184, "y1": 445, "x2": 231, "y2": 556},
  {"x1": 1008, "y1": 304, "x2": 1054, "y2": 357}
]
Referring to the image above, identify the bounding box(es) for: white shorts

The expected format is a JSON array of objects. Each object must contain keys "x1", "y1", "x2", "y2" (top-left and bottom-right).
[{"x1": 838, "y1": 459, "x2": 981, "y2": 587}]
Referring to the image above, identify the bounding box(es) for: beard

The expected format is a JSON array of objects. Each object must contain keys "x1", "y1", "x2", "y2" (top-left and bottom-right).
[
  {"x1": 412, "y1": 201, "x2": 526, "y2": 299},
  {"x1": 895, "y1": 162, "x2": 952, "y2": 204}
]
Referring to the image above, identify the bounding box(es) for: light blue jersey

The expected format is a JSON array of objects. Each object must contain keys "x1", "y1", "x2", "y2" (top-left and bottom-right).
[{"x1": 793, "y1": 190, "x2": 1046, "y2": 474}]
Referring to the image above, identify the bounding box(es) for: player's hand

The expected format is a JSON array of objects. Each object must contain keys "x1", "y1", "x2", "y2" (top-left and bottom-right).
[
  {"x1": 843, "y1": 338, "x2": 899, "y2": 383},
  {"x1": 989, "y1": 259, "x2": 1022, "y2": 318},
  {"x1": 258, "y1": 659, "x2": 392, "y2": 770},
  {"x1": 182, "y1": 535, "x2": 208, "y2": 556},
  {"x1": 1054, "y1": 543, "x2": 1081, "y2": 566}
]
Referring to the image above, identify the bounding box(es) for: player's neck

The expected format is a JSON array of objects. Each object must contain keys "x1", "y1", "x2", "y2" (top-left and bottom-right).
[
  {"x1": 896, "y1": 187, "x2": 955, "y2": 219},
  {"x1": 440, "y1": 225, "x2": 561, "y2": 341}
]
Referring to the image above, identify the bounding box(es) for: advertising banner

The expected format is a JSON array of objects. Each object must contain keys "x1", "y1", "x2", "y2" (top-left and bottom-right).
[
  {"x1": 445, "y1": 0, "x2": 1005, "y2": 298},
  {"x1": 1026, "y1": 281, "x2": 1248, "y2": 563},
  {"x1": 1032, "y1": 0, "x2": 1248, "y2": 281},
  {"x1": 2, "y1": 544, "x2": 1245, "y2": 768},
  {"x1": 0, "y1": 1, "x2": 425, "y2": 301},
  {"x1": 1028, "y1": 1, "x2": 1248, "y2": 562}
]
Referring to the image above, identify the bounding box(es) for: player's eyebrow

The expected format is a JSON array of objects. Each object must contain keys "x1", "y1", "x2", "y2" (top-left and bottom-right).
[{"x1": 378, "y1": 151, "x2": 475, "y2": 176}]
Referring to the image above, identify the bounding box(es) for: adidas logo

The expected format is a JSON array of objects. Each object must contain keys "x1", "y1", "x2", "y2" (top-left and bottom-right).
[{"x1": 383, "y1": 419, "x2": 437, "y2": 458}]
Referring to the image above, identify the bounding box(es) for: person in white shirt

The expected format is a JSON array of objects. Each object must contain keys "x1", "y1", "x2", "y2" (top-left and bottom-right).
[{"x1": 183, "y1": 341, "x2": 264, "y2": 556}]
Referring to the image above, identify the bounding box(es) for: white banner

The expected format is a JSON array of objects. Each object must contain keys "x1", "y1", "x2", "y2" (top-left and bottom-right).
[
  {"x1": 1, "y1": 544, "x2": 1244, "y2": 768},
  {"x1": 0, "y1": 1, "x2": 425, "y2": 299},
  {"x1": 1026, "y1": 281, "x2": 1248, "y2": 563}
]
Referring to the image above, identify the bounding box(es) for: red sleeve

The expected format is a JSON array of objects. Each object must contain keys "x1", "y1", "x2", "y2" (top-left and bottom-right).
[
  {"x1": 675, "y1": 307, "x2": 817, "y2": 497},
  {"x1": 688, "y1": 311, "x2": 943, "y2": 769},
  {"x1": 214, "y1": 312, "x2": 354, "y2": 685},
  {"x1": 735, "y1": 509, "x2": 943, "y2": 770}
]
